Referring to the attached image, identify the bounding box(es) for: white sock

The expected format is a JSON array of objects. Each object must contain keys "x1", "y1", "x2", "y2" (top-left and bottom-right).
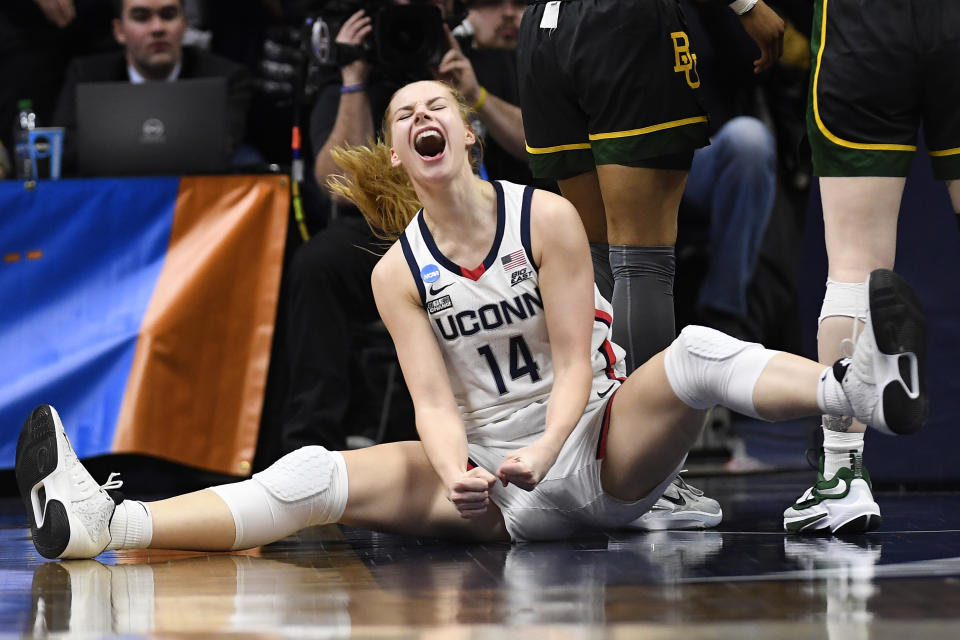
[
  {"x1": 822, "y1": 428, "x2": 864, "y2": 479},
  {"x1": 816, "y1": 365, "x2": 853, "y2": 417},
  {"x1": 106, "y1": 500, "x2": 154, "y2": 550}
]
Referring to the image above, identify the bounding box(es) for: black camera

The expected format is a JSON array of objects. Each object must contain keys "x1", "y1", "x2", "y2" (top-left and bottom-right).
[{"x1": 309, "y1": 2, "x2": 448, "y2": 72}]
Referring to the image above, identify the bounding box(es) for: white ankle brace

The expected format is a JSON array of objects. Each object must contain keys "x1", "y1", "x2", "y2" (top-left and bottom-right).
[
  {"x1": 819, "y1": 279, "x2": 866, "y2": 325},
  {"x1": 209, "y1": 446, "x2": 348, "y2": 550},
  {"x1": 664, "y1": 325, "x2": 779, "y2": 420}
]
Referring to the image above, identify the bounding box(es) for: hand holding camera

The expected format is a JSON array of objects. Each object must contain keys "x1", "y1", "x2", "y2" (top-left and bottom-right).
[
  {"x1": 310, "y1": 2, "x2": 448, "y2": 75},
  {"x1": 337, "y1": 10, "x2": 374, "y2": 86}
]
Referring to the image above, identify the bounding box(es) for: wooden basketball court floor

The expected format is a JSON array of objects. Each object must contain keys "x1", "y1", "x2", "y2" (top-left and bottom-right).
[{"x1": 2, "y1": 471, "x2": 960, "y2": 639}]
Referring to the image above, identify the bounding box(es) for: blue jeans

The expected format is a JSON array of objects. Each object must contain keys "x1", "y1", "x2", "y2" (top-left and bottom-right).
[{"x1": 683, "y1": 116, "x2": 777, "y2": 321}]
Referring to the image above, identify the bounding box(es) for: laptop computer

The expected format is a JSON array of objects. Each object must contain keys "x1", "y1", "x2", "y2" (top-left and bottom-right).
[{"x1": 76, "y1": 77, "x2": 229, "y2": 176}]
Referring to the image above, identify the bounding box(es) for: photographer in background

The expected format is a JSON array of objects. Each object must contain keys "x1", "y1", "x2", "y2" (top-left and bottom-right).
[{"x1": 279, "y1": 0, "x2": 538, "y2": 455}]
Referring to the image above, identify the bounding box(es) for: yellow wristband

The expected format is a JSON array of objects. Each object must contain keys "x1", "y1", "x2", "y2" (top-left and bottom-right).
[{"x1": 470, "y1": 86, "x2": 488, "y2": 112}]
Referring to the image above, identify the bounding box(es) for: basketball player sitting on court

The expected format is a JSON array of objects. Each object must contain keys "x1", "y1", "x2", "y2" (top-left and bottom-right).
[{"x1": 15, "y1": 80, "x2": 928, "y2": 559}]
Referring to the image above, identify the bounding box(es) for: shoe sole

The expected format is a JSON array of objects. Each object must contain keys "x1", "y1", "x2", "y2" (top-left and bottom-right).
[
  {"x1": 867, "y1": 269, "x2": 927, "y2": 435},
  {"x1": 785, "y1": 511, "x2": 882, "y2": 534},
  {"x1": 15, "y1": 406, "x2": 75, "y2": 559},
  {"x1": 633, "y1": 510, "x2": 723, "y2": 531},
  {"x1": 833, "y1": 513, "x2": 882, "y2": 535}
]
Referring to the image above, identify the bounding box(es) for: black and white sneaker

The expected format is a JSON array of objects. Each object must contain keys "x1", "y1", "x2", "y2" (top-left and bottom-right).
[
  {"x1": 841, "y1": 269, "x2": 927, "y2": 435},
  {"x1": 15, "y1": 405, "x2": 121, "y2": 559}
]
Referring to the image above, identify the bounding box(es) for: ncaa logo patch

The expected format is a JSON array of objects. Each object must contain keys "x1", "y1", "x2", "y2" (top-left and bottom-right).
[{"x1": 420, "y1": 264, "x2": 440, "y2": 283}]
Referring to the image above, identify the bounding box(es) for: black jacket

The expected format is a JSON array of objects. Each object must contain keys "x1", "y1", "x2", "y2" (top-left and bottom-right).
[{"x1": 53, "y1": 47, "x2": 252, "y2": 174}]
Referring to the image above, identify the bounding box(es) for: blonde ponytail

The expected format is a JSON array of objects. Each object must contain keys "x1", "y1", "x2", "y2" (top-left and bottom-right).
[{"x1": 327, "y1": 141, "x2": 422, "y2": 242}]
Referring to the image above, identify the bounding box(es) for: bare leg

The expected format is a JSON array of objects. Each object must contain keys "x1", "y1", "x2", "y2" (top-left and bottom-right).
[
  {"x1": 340, "y1": 441, "x2": 508, "y2": 541},
  {"x1": 948, "y1": 179, "x2": 960, "y2": 217},
  {"x1": 819, "y1": 176, "x2": 904, "y2": 434},
  {"x1": 552, "y1": 163, "x2": 699, "y2": 246},
  {"x1": 595, "y1": 165, "x2": 687, "y2": 246},
  {"x1": 752, "y1": 354, "x2": 826, "y2": 420},
  {"x1": 600, "y1": 349, "x2": 824, "y2": 503},
  {"x1": 147, "y1": 441, "x2": 508, "y2": 551},
  {"x1": 149, "y1": 490, "x2": 237, "y2": 550},
  {"x1": 557, "y1": 170, "x2": 607, "y2": 244},
  {"x1": 559, "y1": 170, "x2": 614, "y2": 300}
]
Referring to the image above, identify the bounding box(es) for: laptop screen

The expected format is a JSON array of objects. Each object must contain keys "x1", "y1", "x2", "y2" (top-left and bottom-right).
[{"x1": 76, "y1": 77, "x2": 229, "y2": 177}]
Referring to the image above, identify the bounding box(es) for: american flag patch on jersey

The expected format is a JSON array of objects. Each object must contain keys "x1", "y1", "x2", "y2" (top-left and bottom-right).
[{"x1": 501, "y1": 249, "x2": 526, "y2": 271}]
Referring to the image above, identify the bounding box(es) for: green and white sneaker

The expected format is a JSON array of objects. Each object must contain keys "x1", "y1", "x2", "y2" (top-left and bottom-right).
[{"x1": 783, "y1": 450, "x2": 881, "y2": 534}]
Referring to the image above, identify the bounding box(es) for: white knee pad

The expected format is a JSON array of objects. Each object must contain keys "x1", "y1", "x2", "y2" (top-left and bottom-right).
[
  {"x1": 819, "y1": 279, "x2": 866, "y2": 326},
  {"x1": 209, "y1": 446, "x2": 348, "y2": 550},
  {"x1": 664, "y1": 325, "x2": 779, "y2": 420}
]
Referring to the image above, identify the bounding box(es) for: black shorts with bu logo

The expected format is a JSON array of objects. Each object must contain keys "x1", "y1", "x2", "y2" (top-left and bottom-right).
[
  {"x1": 808, "y1": 0, "x2": 960, "y2": 179},
  {"x1": 517, "y1": 0, "x2": 709, "y2": 180}
]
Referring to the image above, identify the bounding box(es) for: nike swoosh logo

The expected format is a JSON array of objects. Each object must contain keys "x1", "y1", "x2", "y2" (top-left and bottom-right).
[
  {"x1": 817, "y1": 477, "x2": 849, "y2": 497},
  {"x1": 660, "y1": 491, "x2": 686, "y2": 507},
  {"x1": 597, "y1": 383, "x2": 616, "y2": 398},
  {"x1": 429, "y1": 282, "x2": 454, "y2": 296},
  {"x1": 785, "y1": 512, "x2": 828, "y2": 532}
]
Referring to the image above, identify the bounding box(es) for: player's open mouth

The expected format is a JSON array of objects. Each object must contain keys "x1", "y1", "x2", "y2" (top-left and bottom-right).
[{"x1": 414, "y1": 127, "x2": 446, "y2": 161}]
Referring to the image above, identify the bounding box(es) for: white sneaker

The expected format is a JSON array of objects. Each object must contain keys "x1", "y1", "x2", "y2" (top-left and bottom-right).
[
  {"x1": 783, "y1": 450, "x2": 881, "y2": 534},
  {"x1": 841, "y1": 268, "x2": 927, "y2": 435},
  {"x1": 627, "y1": 473, "x2": 722, "y2": 531},
  {"x1": 15, "y1": 405, "x2": 121, "y2": 559}
]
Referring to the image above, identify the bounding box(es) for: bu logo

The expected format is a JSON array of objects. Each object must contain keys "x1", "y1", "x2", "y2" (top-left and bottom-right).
[{"x1": 670, "y1": 31, "x2": 700, "y2": 89}]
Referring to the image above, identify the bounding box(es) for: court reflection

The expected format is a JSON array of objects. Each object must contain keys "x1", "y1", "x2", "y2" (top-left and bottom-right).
[
  {"x1": 783, "y1": 536, "x2": 882, "y2": 640},
  {"x1": 10, "y1": 481, "x2": 960, "y2": 637},
  {"x1": 25, "y1": 528, "x2": 732, "y2": 635},
  {"x1": 37, "y1": 524, "x2": 960, "y2": 636},
  {"x1": 29, "y1": 552, "x2": 353, "y2": 636},
  {"x1": 24, "y1": 529, "x2": 879, "y2": 638}
]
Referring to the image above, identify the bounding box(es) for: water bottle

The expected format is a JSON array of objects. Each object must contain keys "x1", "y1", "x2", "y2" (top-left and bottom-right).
[{"x1": 13, "y1": 99, "x2": 37, "y2": 180}]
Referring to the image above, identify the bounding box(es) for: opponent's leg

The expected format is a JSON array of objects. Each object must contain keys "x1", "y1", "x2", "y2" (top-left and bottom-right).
[
  {"x1": 786, "y1": 271, "x2": 927, "y2": 533},
  {"x1": 560, "y1": 165, "x2": 688, "y2": 374},
  {"x1": 948, "y1": 179, "x2": 960, "y2": 228},
  {"x1": 784, "y1": 176, "x2": 904, "y2": 533},
  {"x1": 558, "y1": 170, "x2": 613, "y2": 302},
  {"x1": 601, "y1": 165, "x2": 687, "y2": 374}
]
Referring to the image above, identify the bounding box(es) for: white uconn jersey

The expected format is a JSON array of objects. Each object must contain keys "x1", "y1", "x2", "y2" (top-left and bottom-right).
[{"x1": 399, "y1": 180, "x2": 626, "y2": 438}]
